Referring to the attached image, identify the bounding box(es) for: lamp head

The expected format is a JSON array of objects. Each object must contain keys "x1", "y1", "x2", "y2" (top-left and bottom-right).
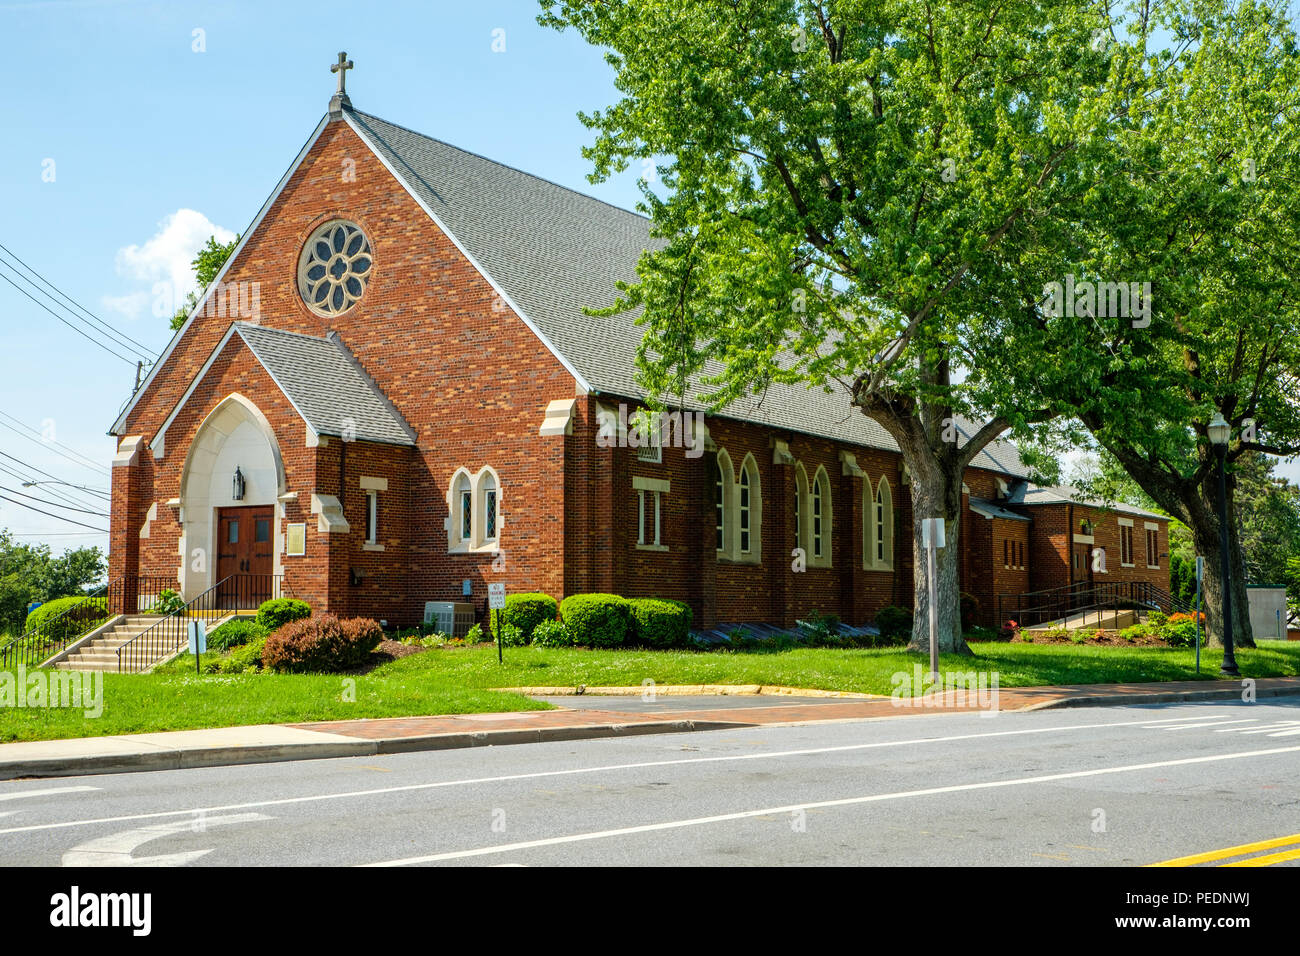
[{"x1": 1207, "y1": 411, "x2": 1231, "y2": 447}]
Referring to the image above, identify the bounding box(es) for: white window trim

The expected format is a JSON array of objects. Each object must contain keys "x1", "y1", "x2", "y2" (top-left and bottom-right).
[
  {"x1": 808, "y1": 464, "x2": 833, "y2": 568},
  {"x1": 715, "y1": 449, "x2": 734, "y2": 557},
  {"x1": 872, "y1": 476, "x2": 894, "y2": 571},
  {"x1": 735, "y1": 453, "x2": 762, "y2": 563},
  {"x1": 447, "y1": 466, "x2": 502, "y2": 554},
  {"x1": 1144, "y1": 522, "x2": 1161, "y2": 568},
  {"x1": 1118, "y1": 517, "x2": 1135, "y2": 567},
  {"x1": 633, "y1": 476, "x2": 669, "y2": 551},
  {"x1": 363, "y1": 489, "x2": 382, "y2": 550}
]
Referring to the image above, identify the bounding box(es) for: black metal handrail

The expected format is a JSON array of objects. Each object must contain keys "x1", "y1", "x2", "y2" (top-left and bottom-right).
[
  {"x1": 115, "y1": 574, "x2": 284, "y2": 673},
  {"x1": 0, "y1": 574, "x2": 178, "y2": 671},
  {"x1": 998, "y1": 580, "x2": 1195, "y2": 630}
]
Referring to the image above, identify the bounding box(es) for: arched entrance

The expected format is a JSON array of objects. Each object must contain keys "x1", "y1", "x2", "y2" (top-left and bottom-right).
[{"x1": 178, "y1": 393, "x2": 287, "y2": 601}]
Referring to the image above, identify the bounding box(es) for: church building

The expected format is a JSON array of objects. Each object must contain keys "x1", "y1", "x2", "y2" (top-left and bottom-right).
[{"x1": 106, "y1": 58, "x2": 1170, "y2": 634}]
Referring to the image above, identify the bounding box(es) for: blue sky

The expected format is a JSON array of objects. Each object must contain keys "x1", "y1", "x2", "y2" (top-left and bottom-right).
[
  {"x1": 2, "y1": 0, "x2": 1296, "y2": 558},
  {"x1": 1, "y1": 0, "x2": 645, "y2": 555}
]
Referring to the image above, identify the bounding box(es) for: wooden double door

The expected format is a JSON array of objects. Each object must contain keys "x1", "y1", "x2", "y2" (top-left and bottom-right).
[{"x1": 216, "y1": 506, "x2": 275, "y2": 606}]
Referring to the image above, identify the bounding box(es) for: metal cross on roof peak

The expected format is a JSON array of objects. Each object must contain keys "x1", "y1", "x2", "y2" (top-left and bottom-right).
[{"x1": 330, "y1": 52, "x2": 354, "y2": 96}]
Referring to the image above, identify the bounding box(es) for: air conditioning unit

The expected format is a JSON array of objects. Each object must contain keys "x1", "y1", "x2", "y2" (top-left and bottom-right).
[{"x1": 423, "y1": 601, "x2": 476, "y2": 638}]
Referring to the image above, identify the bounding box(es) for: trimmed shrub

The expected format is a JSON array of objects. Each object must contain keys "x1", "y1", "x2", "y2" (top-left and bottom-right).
[
  {"x1": 875, "y1": 605, "x2": 914, "y2": 641},
  {"x1": 492, "y1": 593, "x2": 558, "y2": 641},
  {"x1": 261, "y1": 615, "x2": 382, "y2": 673},
  {"x1": 499, "y1": 623, "x2": 527, "y2": 646},
  {"x1": 1162, "y1": 619, "x2": 1198, "y2": 648},
  {"x1": 21, "y1": 596, "x2": 109, "y2": 641},
  {"x1": 559, "y1": 593, "x2": 631, "y2": 648},
  {"x1": 531, "y1": 619, "x2": 571, "y2": 647},
  {"x1": 256, "y1": 598, "x2": 312, "y2": 633},
  {"x1": 219, "y1": 639, "x2": 267, "y2": 676},
  {"x1": 208, "y1": 618, "x2": 266, "y2": 652},
  {"x1": 629, "y1": 598, "x2": 692, "y2": 647}
]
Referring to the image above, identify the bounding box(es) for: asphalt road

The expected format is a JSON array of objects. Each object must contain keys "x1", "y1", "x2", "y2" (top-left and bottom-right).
[{"x1": 2, "y1": 699, "x2": 1299, "y2": 867}]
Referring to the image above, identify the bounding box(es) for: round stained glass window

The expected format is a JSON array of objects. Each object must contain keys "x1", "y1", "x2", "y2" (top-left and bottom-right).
[{"x1": 297, "y1": 220, "x2": 373, "y2": 316}]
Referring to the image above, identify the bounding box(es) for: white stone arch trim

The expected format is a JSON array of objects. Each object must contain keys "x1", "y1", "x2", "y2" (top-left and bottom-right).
[
  {"x1": 793, "y1": 461, "x2": 810, "y2": 557},
  {"x1": 875, "y1": 476, "x2": 896, "y2": 571},
  {"x1": 810, "y1": 464, "x2": 834, "y2": 567},
  {"x1": 473, "y1": 465, "x2": 502, "y2": 547},
  {"x1": 446, "y1": 465, "x2": 501, "y2": 553},
  {"x1": 736, "y1": 452, "x2": 763, "y2": 563},
  {"x1": 714, "y1": 447, "x2": 735, "y2": 557},
  {"x1": 177, "y1": 392, "x2": 288, "y2": 600},
  {"x1": 862, "y1": 474, "x2": 877, "y2": 569},
  {"x1": 180, "y1": 393, "x2": 288, "y2": 502}
]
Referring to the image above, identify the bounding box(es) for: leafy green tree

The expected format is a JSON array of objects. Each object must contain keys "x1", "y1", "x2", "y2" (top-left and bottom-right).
[
  {"x1": 1037, "y1": 0, "x2": 1300, "y2": 649},
  {"x1": 169, "y1": 234, "x2": 240, "y2": 330},
  {"x1": 541, "y1": 0, "x2": 1171, "y2": 653},
  {"x1": 0, "y1": 530, "x2": 104, "y2": 636}
]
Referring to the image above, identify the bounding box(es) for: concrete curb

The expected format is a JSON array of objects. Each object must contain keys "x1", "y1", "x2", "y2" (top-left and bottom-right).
[
  {"x1": 499, "y1": 684, "x2": 881, "y2": 699},
  {"x1": 0, "y1": 718, "x2": 755, "y2": 780},
  {"x1": 1016, "y1": 683, "x2": 1300, "y2": 711}
]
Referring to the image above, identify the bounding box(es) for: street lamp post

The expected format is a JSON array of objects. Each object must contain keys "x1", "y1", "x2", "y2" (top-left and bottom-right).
[{"x1": 1206, "y1": 412, "x2": 1239, "y2": 676}]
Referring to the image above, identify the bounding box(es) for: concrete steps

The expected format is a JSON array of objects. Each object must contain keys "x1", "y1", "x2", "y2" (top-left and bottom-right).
[{"x1": 54, "y1": 615, "x2": 167, "y2": 672}]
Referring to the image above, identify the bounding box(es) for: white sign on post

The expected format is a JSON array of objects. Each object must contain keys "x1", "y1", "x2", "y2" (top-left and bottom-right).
[
  {"x1": 921, "y1": 518, "x2": 946, "y2": 550},
  {"x1": 922, "y1": 518, "x2": 945, "y2": 686},
  {"x1": 487, "y1": 583, "x2": 506, "y2": 611},
  {"x1": 187, "y1": 620, "x2": 206, "y2": 656}
]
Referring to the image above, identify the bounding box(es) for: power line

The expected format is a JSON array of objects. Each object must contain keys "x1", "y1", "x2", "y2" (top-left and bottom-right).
[
  {"x1": 0, "y1": 494, "x2": 108, "y2": 532},
  {"x1": 0, "y1": 409, "x2": 112, "y2": 475},
  {"x1": 0, "y1": 261, "x2": 142, "y2": 367},
  {"x1": 0, "y1": 485, "x2": 108, "y2": 517},
  {"x1": 0, "y1": 462, "x2": 106, "y2": 513},
  {"x1": 0, "y1": 240, "x2": 157, "y2": 355},
  {"x1": 0, "y1": 415, "x2": 111, "y2": 478},
  {"x1": 0, "y1": 453, "x2": 112, "y2": 512}
]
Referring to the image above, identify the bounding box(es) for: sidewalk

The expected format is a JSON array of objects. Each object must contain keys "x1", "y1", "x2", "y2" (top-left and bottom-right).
[{"x1": 2, "y1": 677, "x2": 1297, "y2": 780}]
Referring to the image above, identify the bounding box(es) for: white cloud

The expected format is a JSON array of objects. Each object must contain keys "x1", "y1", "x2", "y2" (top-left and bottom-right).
[
  {"x1": 100, "y1": 291, "x2": 152, "y2": 321},
  {"x1": 113, "y1": 208, "x2": 236, "y2": 302}
]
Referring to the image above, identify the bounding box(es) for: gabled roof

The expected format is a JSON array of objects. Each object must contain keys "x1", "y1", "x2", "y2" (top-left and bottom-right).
[
  {"x1": 345, "y1": 109, "x2": 1032, "y2": 477},
  {"x1": 117, "y1": 106, "x2": 1030, "y2": 477},
  {"x1": 1006, "y1": 483, "x2": 1163, "y2": 520},
  {"x1": 154, "y1": 323, "x2": 415, "y2": 451}
]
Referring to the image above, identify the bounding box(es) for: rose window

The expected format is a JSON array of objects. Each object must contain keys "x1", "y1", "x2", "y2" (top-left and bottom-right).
[{"x1": 297, "y1": 220, "x2": 372, "y2": 315}]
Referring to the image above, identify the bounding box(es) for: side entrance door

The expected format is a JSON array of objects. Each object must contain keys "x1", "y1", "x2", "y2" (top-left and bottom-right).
[{"x1": 216, "y1": 506, "x2": 275, "y2": 607}]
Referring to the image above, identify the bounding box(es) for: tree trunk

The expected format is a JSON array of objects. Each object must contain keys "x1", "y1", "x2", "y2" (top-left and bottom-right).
[{"x1": 906, "y1": 462, "x2": 969, "y2": 655}]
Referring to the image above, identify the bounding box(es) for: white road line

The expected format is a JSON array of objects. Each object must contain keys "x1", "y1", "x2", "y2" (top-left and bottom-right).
[
  {"x1": 1162, "y1": 719, "x2": 1260, "y2": 731},
  {"x1": 62, "y1": 813, "x2": 272, "y2": 867},
  {"x1": 363, "y1": 744, "x2": 1300, "y2": 866},
  {"x1": 1266, "y1": 729, "x2": 1300, "y2": 737},
  {"x1": 0, "y1": 712, "x2": 1246, "y2": 837},
  {"x1": 0, "y1": 786, "x2": 99, "y2": 801}
]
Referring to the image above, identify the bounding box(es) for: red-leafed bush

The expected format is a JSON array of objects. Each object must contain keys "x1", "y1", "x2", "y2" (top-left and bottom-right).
[{"x1": 261, "y1": 615, "x2": 383, "y2": 673}]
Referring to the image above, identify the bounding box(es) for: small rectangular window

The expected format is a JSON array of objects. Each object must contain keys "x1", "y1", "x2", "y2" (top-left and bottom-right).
[
  {"x1": 255, "y1": 518, "x2": 270, "y2": 543},
  {"x1": 485, "y1": 489, "x2": 497, "y2": 540},
  {"x1": 227, "y1": 520, "x2": 238, "y2": 544},
  {"x1": 365, "y1": 491, "x2": 378, "y2": 545},
  {"x1": 460, "y1": 490, "x2": 472, "y2": 541},
  {"x1": 637, "y1": 490, "x2": 661, "y2": 547}
]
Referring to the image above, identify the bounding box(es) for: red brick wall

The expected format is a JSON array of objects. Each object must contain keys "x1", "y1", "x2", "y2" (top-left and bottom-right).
[{"x1": 113, "y1": 117, "x2": 575, "y2": 627}]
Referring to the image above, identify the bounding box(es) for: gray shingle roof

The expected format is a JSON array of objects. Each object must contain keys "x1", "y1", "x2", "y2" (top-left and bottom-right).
[
  {"x1": 969, "y1": 498, "x2": 1032, "y2": 522},
  {"x1": 1006, "y1": 483, "x2": 1163, "y2": 519},
  {"x1": 348, "y1": 109, "x2": 1028, "y2": 476},
  {"x1": 235, "y1": 323, "x2": 415, "y2": 446}
]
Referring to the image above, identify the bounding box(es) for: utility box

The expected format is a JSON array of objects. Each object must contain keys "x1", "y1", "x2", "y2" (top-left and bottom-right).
[{"x1": 423, "y1": 601, "x2": 476, "y2": 638}]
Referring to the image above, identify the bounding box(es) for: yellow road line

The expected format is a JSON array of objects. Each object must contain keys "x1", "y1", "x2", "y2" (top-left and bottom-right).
[
  {"x1": 1149, "y1": 832, "x2": 1300, "y2": 867},
  {"x1": 1219, "y1": 846, "x2": 1300, "y2": 868}
]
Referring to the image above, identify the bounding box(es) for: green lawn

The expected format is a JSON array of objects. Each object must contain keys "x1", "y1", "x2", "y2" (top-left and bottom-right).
[{"x1": 2, "y1": 640, "x2": 1297, "y2": 744}]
